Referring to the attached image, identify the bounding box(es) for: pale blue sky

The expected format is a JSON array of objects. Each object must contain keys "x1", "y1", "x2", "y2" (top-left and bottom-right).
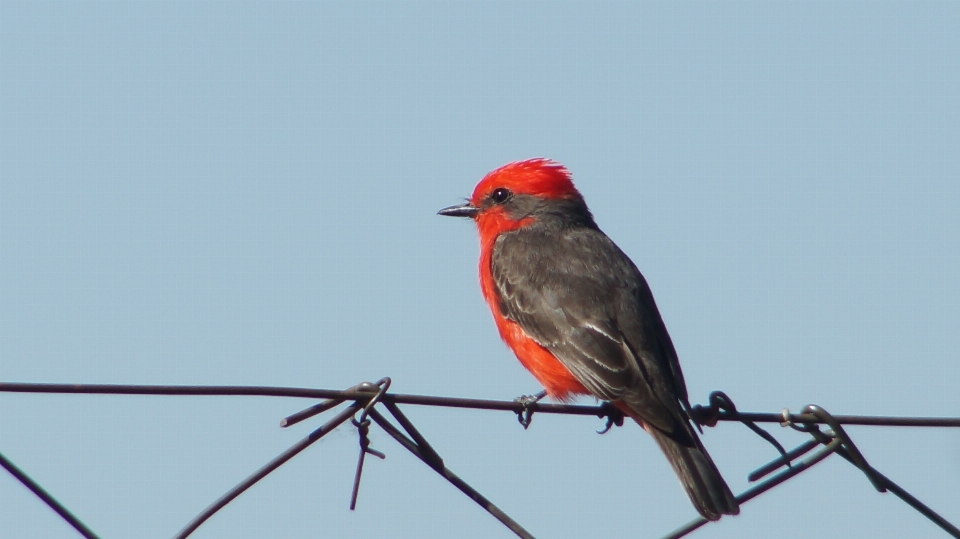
[{"x1": 1, "y1": 2, "x2": 959, "y2": 538}]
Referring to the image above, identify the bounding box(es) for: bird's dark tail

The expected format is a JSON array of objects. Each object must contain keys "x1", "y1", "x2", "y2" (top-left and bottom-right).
[{"x1": 647, "y1": 425, "x2": 740, "y2": 521}]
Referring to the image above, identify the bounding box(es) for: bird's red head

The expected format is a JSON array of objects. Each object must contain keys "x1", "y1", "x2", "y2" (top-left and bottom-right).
[
  {"x1": 469, "y1": 158, "x2": 578, "y2": 206},
  {"x1": 438, "y1": 158, "x2": 585, "y2": 238}
]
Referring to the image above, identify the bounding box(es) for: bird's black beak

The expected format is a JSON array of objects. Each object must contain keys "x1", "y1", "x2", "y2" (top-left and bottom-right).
[{"x1": 438, "y1": 202, "x2": 479, "y2": 218}]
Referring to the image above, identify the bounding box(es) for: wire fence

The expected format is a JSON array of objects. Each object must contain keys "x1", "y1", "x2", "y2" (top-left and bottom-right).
[{"x1": 1, "y1": 380, "x2": 958, "y2": 539}]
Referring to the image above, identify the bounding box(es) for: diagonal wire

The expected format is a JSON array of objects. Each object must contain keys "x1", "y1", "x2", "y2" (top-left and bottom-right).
[
  {"x1": 0, "y1": 450, "x2": 101, "y2": 539},
  {"x1": 663, "y1": 437, "x2": 844, "y2": 539},
  {"x1": 748, "y1": 439, "x2": 820, "y2": 481},
  {"x1": 864, "y1": 464, "x2": 960, "y2": 537},
  {"x1": 381, "y1": 400, "x2": 444, "y2": 468},
  {"x1": 173, "y1": 402, "x2": 360, "y2": 539},
  {"x1": 796, "y1": 408, "x2": 960, "y2": 538},
  {"x1": 665, "y1": 408, "x2": 960, "y2": 539},
  {"x1": 366, "y1": 407, "x2": 537, "y2": 539}
]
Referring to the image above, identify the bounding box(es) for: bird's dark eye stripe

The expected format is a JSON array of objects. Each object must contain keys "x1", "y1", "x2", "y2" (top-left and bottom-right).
[{"x1": 490, "y1": 187, "x2": 511, "y2": 204}]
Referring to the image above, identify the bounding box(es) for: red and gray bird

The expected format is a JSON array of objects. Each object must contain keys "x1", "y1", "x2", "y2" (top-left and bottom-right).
[{"x1": 439, "y1": 158, "x2": 739, "y2": 520}]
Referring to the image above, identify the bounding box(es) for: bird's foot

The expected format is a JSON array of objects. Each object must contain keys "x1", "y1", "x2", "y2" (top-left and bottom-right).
[
  {"x1": 513, "y1": 390, "x2": 547, "y2": 429},
  {"x1": 596, "y1": 402, "x2": 625, "y2": 434}
]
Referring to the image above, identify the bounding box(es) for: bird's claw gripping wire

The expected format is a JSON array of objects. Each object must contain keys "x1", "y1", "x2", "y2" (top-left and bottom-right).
[
  {"x1": 692, "y1": 391, "x2": 791, "y2": 471},
  {"x1": 596, "y1": 402, "x2": 625, "y2": 434},
  {"x1": 513, "y1": 391, "x2": 547, "y2": 429},
  {"x1": 349, "y1": 378, "x2": 391, "y2": 510}
]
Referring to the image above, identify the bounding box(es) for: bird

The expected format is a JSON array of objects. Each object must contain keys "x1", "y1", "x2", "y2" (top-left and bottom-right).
[{"x1": 438, "y1": 158, "x2": 739, "y2": 520}]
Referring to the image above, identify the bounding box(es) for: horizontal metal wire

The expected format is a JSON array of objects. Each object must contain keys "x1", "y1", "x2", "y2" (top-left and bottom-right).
[{"x1": 2, "y1": 382, "x2": 958, "y2": 427}]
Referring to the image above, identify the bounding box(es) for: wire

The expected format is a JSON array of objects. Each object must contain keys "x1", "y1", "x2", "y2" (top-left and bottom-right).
[
  {"x1": 3, "y1": 382, "x2": 958, "y2": 427},
  {"x1": 172, "y1": 403, "x2": 361, "y2": 539},
  {"x1": 1, "y1": 380, "x2": 958, "y2": 539},
  {"x1": 0, "y1": 450, "x2": 100, "y2": 539}
]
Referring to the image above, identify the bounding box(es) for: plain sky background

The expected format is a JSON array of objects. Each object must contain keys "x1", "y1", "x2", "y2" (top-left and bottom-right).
[{"x1": 1, "y1": 2, "x2": 959, "y2": 538}]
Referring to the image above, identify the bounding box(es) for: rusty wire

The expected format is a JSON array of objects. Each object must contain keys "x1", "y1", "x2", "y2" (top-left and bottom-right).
[{"x1": 0, "y1": 381, "x2": 959, "y2": 539}]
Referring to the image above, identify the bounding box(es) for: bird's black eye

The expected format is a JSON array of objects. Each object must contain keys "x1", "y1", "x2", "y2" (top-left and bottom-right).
[{"x1": 490, "y1": 187, "x2": 511, "y2": 204}]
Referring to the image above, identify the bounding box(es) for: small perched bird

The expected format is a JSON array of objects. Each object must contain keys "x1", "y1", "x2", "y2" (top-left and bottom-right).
[{"x1": 439, "y1": 158, "x2": 739, "y2": 520}]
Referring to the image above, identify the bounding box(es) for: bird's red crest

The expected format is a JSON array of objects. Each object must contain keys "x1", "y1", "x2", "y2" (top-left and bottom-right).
[{"x1": 470, "y1": 158, "x2": 578, "y2": 205}]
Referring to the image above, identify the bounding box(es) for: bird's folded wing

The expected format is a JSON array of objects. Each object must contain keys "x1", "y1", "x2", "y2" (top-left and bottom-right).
[{"x1": 492, "y1": 231, "x2": 681, "y2": 432}]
